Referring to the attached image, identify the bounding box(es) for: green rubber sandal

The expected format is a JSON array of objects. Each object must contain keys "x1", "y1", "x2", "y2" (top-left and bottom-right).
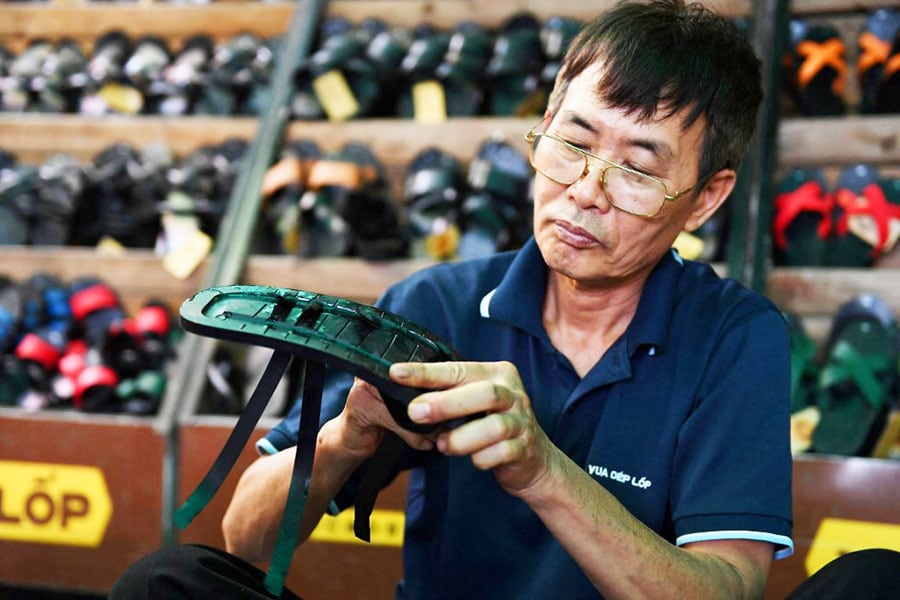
[
  {"x1": 812, "y1": 294, "x2": 899, "y2": 456},
  {"x1": 175, "y1": 284, "x2": 460, "y2": 596}
]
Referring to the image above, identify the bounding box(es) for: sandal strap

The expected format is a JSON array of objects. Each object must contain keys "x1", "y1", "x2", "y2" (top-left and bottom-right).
[
  {"x1": 790, "y1": 333, "x2": 817, "y2": 402},
  {"x1": 834, "y1": 183, "x2": 900, "y2": 255},
  {"x1": 857, "y1": 31, "x2": 892, "y2": 74},
  {"x1": 772, "y1": 181, "x2": 833, "y2": 249},
  {"x1": 886, "y1": 50, "x2": 900, "y2": 78},
  {"x1": 797, "y1": 38, "x2": 848, "y2": 96},
  {"x1": 261, "y1": 155, "x2": 304, "y2": 198},
  {"x1": 819, "y1": 339, "x2": 891, "y2": 409},
  {"x1": 306, "y1": 159, "x2": 377, "y2": 191}
]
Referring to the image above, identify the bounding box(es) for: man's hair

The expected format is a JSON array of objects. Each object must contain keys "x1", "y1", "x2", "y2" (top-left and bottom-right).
[{"x1": 548, "y1": 0, "x2": 763, "y2": 184}]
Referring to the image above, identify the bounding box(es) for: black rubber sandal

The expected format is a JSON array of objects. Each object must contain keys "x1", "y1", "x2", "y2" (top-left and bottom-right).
[{"x1": 174, "y1": 284, "x2": 459, "y2": 596}]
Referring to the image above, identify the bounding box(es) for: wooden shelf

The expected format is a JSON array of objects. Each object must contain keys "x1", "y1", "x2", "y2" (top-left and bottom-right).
[
  {"x1": 0, "y1": 246, "x2": 432, "y2": 307},
  {"x1": 2, "y1": 0, "x2": 891, "y2": 52},
  {"x1": 767, "y1": 266, "x2": 900, "y2": 343},
  {"x1": 778, "y1": 115, "x2": 900, "y2": 168},
  {"x1": 0, "y1": 0, "x2": 753, "y2": 53},
  {"x1": 0, "y1": 113, "x2": 532, "y2": 163}
]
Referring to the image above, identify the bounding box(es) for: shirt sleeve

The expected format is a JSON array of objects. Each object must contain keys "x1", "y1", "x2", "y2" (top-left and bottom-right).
[{"x1": 669, "y1": 304, "x2": 794, "y2": 559}]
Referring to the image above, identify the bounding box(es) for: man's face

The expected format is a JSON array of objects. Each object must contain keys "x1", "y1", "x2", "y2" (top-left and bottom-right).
[{"x1": 533, "y1": 64, "x2": 719, "y2": 290}]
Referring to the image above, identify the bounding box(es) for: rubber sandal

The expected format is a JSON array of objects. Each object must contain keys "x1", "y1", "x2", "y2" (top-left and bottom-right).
[
  {"x1": 433, "y1": 21, "x2": 492, "y2": 117},
  {"x1": 259, "y1": 138, "x2": 322, "y2": 255},
  {"x1": 120, "y1": 36, "x2": 172, "y2": 114},
  {"x1": 875, "y1": 175, "x2": 900, "y2": 266},
  {"x1": 403, "y1": 147, "x2": 466, "y2": 259},
  {"x1": 364, "y1": 21, "x2": 412, "y2": 116},
  {"x1": 875, "y1": 27, "x2": 900, "y2": 113},
  {"x1": 87, "y1": 30, "x2": 131, "y2": 82},
  {"x1": 486, "y1": 13, "x2": 545, "y2": 116},
  {"x1": 0, "y1": 354, "x2": 30, "y2": 407},
  {"x1": 0, "y1": 161, "x2": 33, "y2": 245},
  {"x1": 857, "y1": 9, "x2": 900, "y2": 114},
  {"x1": 298, "y1": 142, "x2": 406, "y2": 259},
  {"x1": 293, "y1": 144, "x2": 366, "y2": 257},
  {"x1": 828, "y1": 164, "x2": 900, "y2": 266},
  {"x1": 118, "y1": 369, "x2": 166, "y2": 416},
  {"x1": 396, "y1": 25, "x2": 451, "y2": 119},
  {"x1": 34, "y1": 38, "x2": 87, "y2": 113},
  {"x1": 94, "y1": 142, "x2": 166, "y2": 248},
  {"x1": 458, "y1": 137, "x2": 532, "y2": 258},
  {"x1": 787, "y1": 19, "x2": 847, "y2": 116},
  {"x1": 335, "y1": 142, "x2": 408, "y2": 259},
  {"x1": 538, "y1": 16, "x2": 582, "y2": 105},
  {"x1": 307, "y1": 18, "x2": 381, "y2": 120},
  {"x1": 31, "y1": 153, "x2": 84, "y2": 245},
  {"x1": 812, "y1": 294, "x2": 899, "y2": 456},
  {"x1": 157, "y1": 34, "x2": 214, "y2": 116},
  {"x1": 175, "y1": 284, "x2": 460, "y2": 595},
  {"x1": 786, "y1": 312, "x2": 819, "y2": 414},
  {"x1": 772, "y1": 167, "x2": 833, "y2": 266}
]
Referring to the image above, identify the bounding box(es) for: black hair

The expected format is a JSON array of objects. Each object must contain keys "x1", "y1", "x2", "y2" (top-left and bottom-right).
[{"x1": 548, "y1": 0, "x2": 762, "y2": 184}]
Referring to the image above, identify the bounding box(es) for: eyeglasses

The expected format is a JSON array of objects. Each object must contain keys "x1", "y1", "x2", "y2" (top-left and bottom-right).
[{"x1": 525, "y1": 129, "x2": 695, "y2": 217}]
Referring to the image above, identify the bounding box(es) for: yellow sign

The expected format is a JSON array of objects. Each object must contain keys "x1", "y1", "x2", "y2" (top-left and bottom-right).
[
  {"x1": 806, "y1": 517, "x2": 900, "y2": 575},
  {"x1": 310, "y1": 508, "x2": 404, "y2": 547},
  {"x1": 0, "y1": 460, "x2": 113, "y2": 547}
]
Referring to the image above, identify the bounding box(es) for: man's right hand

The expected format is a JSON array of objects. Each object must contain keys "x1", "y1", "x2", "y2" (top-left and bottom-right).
[{"x1": 337, "y1": 377, "x2": 437, "y2": 459}]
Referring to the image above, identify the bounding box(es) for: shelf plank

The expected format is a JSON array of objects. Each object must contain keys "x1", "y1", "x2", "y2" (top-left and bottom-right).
[
  {"x1": 0, "y1": 0, "x2": 754, "y2": 52},
  {"x1": 0, "y1": 246, "x2": 433, "y2": 310},
  {"x1": 766, "y1": 266, "x2": 900, "y2": 316},
  {"x1": 0, "y1": 114, "x2": 532, "y2": 163},
  {"x1": 0, "y1": 0, "x2": 889, "y2": 54},
  {"x1": 778, "y1": 115, "x2": 900, "y2": 167},
  {"x1": 0, "y1": 4, "x2": 295, "y2": 52},
  {"x1": 0, "y1": 246, "x2": 208, "y2": 315},
  {"x1": 5, "y1": 113, "x2": 899, "y2": 173}
]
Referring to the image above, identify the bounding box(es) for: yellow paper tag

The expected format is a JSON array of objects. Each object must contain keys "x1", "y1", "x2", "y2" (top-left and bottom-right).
[
  {"x1": 413, "y1": 80, "x2": 447, "y2": 124},
  {"x1": 790, "y1": 405, "x2": 821, "y2": 455},
  {"x1": 672, "y1": 231, "x2": 705, "y2": 260},
  {"x1": 97, "y1": 82, "x2": 144, "y2": 114},
  {"x1": 425, "y1": 222, "x2": 460, "y2": 260},
  {"x1": 312, "y1": 69, "x2": 359, "y2": 122},
  {"x1": 95, "y1": 235, "x2": 127, "y2": 256},
  {"x1": 162, "y1": 228, "x2": 212, "y2": 280}
]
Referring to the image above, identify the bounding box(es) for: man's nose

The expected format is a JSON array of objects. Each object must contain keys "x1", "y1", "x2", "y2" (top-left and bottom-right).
[{"x1": 567, "y1": 164, "x2": 613, "y2": 212}]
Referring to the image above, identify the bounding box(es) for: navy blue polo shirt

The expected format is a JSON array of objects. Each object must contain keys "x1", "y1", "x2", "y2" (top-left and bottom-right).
[{"x1": 262, "y1": 238, "x2": 794, "y2": 599}]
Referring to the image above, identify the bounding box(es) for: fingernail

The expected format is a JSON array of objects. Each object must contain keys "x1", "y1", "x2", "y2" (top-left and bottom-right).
[
  {"x1": 391, "y1": 363, "x2": 413, "y2": 379},
  {"x1": 408, "y1": 402, "x2": 430, "y2": 422}
]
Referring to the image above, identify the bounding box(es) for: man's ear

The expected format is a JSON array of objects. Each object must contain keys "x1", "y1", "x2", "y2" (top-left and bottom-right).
[{"x1": 683, "y1": 168, "x2": 736, "y2": 233}]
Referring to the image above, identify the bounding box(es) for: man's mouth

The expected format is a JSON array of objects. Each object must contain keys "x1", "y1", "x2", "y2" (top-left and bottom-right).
[{"x1": 554, "y1": 220, "x2": 601, "y2": 248}]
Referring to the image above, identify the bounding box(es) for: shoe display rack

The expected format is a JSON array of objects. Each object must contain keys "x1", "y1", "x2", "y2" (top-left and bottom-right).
[{"x1": 1, "y1": 1, "x2": 898, "y2": 599}]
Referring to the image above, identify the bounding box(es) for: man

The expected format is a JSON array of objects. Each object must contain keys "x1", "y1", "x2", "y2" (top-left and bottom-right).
[
  {"x1": 224, "y1": 1, "x2": 791, "y2": 598},
  {"x1": 114, "y1": 1, "x2": 794, "y2": 598}
]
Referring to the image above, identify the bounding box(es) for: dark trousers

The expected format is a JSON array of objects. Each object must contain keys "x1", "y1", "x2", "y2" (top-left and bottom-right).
[
  {"x1": 111, "y1": 544, "x2": 900, "y2": 599},
  {"x1": 787, "y1": 548, "x2": 900, "y2": 600},
  {"x1": 109, "y1": 544, "x2": 302, "y2": 600}
]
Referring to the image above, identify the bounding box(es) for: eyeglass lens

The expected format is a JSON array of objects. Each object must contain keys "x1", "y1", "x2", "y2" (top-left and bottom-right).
[{"x1": 530, "y1": 134, "x2": 665, "y2": 216}]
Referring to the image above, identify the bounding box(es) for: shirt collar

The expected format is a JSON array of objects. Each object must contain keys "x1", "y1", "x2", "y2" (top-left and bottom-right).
[
  {"x1": 479, "y1": 238, "x2": 549, "y2": 342},
  {"x1": 479, "y1": 240, "x2": 683, "y2": 355}
]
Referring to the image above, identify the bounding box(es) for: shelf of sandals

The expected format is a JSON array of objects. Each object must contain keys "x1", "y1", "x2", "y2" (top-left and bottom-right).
[
  {"x1": 0, "y1": 1, "x2": 608, "y2": 595},
  {"x1": 0, "y1": 0, "x2": 899, "y2": 597},
  {"x1": 770, "y1": 4, "x2": 900, "y2": 465},
  {"x1": 764, "y1": 6, "x2": 900, "y2": 595}
]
